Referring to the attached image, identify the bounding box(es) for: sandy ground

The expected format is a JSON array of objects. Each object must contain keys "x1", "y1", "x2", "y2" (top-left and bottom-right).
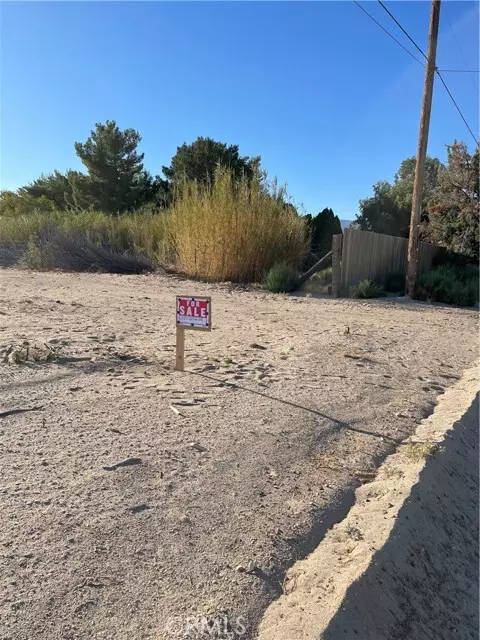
[
  {"x1": 258, "y1": 365, "x2": 479, "y2": 640},
  {"x1": 0, "y1": 270, "x2": 478, "y2": 640}
]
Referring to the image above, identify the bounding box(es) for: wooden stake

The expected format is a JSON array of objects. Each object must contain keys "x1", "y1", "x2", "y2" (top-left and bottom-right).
[
  {"x1": 175, "y1": 326, "x2": 185, "y2": 371},
  {"x1": 406, "y1": 0, "x2": 441, "y2": 297}
]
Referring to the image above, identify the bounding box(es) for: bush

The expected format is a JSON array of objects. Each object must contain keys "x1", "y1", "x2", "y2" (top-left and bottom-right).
[
  {"x1": 0, "y1": 210, "x2": 171, "y2": 266},
  {"x1": 312, "y1": 267, "x2": 332, "y2": 286},
  {"x1": 21, "y1": 225, "x2": 156, "y2": 274},
  {"x1": 350, "y1": 279, "x2": 385, "y2": 299},
  {"x1": 166, "y1": 167, "x2": 309, "y2": 282},
  {"x1": 385, "y1": 272, "x2": 405, "y2": 293},
  {"x1": 0, "y1": 167, "x2": 308, "y2": 281},
  {"x1": 0, "y1": 244, "x2": 25, "y2": 267},
  {"x1": 416, "y1": 265, "x2": 479, "y2": 307},
  {"x1": 265, "y1": 262, "x2": 300, "y2": 293}
]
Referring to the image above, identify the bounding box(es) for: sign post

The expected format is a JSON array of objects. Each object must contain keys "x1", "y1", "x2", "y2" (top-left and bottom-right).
[{"x1": 175, "y1": 296, "x2": 212, "y2": 371}]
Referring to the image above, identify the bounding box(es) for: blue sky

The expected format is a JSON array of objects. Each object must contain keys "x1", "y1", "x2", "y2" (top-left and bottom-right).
[{"x1": 1, "y1": 1, "x2": 478, "y2": 219}]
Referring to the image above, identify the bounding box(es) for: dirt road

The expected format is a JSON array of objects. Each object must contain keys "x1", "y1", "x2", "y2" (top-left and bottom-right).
[
  {"x1": 0, "y1": 271, "x2": 477, "y2": 639},
  {"x1": 258, "y1": 366, "x2": 479, "y2": 639}
]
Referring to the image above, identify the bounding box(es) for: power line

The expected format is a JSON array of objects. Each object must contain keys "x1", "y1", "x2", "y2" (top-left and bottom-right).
[
  {"x1": 352, "y1": 1, "x2": 424, "y2": 67},
  {"x1": 446, "y1": 13, "x2": 478, "y2": 91},
  {"x1": 377, "y1": 0, "x2": 428, "y2": 61},
  {"x1": 435, "y1": 71, "x2": 478, "y2": 144},
  {"x1": 375, "y1": 0, "x2": 478, "y2": 144},
  {"x1": 439, "y1": 69, "x2": 480, "y2": 74}
]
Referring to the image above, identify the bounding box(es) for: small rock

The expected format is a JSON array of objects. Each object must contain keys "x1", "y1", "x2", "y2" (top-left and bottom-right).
[
  {"x1": 129, "y1": 503, "x2": 150, "y2": 514},
  {"x1": 189, "y1": 442, "x2": 207, "y2": 453}
]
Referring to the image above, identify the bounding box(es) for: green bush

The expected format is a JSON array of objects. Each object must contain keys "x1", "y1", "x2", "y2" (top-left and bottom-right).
[
  {"x1": 265, "y1": 262, "x2": 300, "y2": 293},
  {"x1": 416, "y1": 266, "x2": 479, "y2": 307},
  {"x1": 350, "y1": 279, "x2": 385, "y2": 299},
  {"x1": 385, "y1": 272, "x2": 405, "y2": 293},
  {"x1": 312, "y1": 267, "x2": 332, "y2": 286}
]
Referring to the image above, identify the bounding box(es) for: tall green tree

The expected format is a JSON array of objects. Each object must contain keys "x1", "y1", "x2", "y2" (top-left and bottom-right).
[
  {"x1": 426, "y1": 141, "x2": 479, "y2": 259},
  {"x1": 72, "y1": 120, "x2": 148, "y2": 214},
  {"x1": 355, "y1": 156, "x2": 442, "y2": 237},
  {"x1": 308, "y1": 207, "x2": 342, "y2": 257},
  {"x1": 163, "y1": 137, "x2": 261, "y2": 186}
]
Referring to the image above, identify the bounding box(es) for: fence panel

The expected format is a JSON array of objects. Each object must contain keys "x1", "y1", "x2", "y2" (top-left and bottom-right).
[{"x1": 340, "y1": 228, "x2": 443, "y2": 289}]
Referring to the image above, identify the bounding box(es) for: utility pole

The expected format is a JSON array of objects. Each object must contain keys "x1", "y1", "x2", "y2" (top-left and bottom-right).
[{"x1": 405, "y1": 0, "x2": 441, "y2": 298}]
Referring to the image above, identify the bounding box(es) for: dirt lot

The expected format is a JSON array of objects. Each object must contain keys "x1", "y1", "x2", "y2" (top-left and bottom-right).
[{"x1": 0, "y1": 270, "x2": 478, "y2": 640}]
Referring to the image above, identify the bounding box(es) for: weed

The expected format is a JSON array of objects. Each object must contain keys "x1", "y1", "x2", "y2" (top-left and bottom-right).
[
  {"x1": 383, "y1": 467, "x2": 405, "y2": 480},
  {"x1": 311, "y1": 267, "x2": 332, "y2": 286},
  {"x1": 265, "y1": 262, "x2": 300, "y2": 293},
  {"x1": 350, "y1": 279, "x2": 386, "y2": 299},
  {"x1": 3, "y1": 342, "x2": 61, "y2": 365},
  {"x1": 406, "y1": 440, "x2": 441, "y2": 462}
]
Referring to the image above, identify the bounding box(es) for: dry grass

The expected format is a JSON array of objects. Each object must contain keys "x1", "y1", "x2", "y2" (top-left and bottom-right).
[
  {"x1": 405, "y1": 440, "x2": 441, "y2": 462},
  {"x1": 0, "y1": 169, "x2": 308, "y2": 280},
  {"x1": 166, "y1": 168, "x2": 309, "y2": 282},
  {"x1": 0, "y1": 211, "x2": 171, "y2": 263}
]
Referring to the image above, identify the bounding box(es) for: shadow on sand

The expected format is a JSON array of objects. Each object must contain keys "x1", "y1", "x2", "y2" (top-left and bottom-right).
[{"x1": 322, "y1": 394, "x2": 479, "y2": 640}]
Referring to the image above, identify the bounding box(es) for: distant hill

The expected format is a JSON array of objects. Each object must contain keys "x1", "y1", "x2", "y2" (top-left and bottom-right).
[{"x1": 340, "y1": 219, "x2": 354, "y2": 231}]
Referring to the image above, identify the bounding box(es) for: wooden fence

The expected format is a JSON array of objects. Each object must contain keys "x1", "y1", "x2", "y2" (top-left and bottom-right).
[{"x1": 339, "y1": 228, "x2": 444, "y2": 289}]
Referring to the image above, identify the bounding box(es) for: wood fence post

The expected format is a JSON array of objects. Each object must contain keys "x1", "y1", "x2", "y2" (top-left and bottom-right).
[
  {"x1": 331, "y1": 234, "x2": 342, "y2": 297},
  {"x1": 175, "y1": 326, "x2": 185, "y2": 371}
]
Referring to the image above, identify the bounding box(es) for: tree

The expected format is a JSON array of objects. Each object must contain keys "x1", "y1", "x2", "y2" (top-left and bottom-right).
[
  {"x1": 0, "y1": 190, "x2": 57, "y2": 217},
  {"x1": 20, "y1": 171, "x2": 73, "y2": 210},
  {"x1": 426, "y1": 141, "x2": 479, "y2": 259},
  {"x1": 140, "y1": 173, "x2": 171, "y2": 210},
  {"x1": 308, "y1": 208, "x2": 342, "y2": 257},
  {"x1": 72, "y1": 120, "x2": 148, "y2": 214},
  {"x1": 355, "y1": 156, "x2": 442, "y2": 237},
  {"x1": 163, "y1": 137, "x2": 261, "y2": 186},
  {"x1": 356, "y1": 181, "x2": 408, "y2": 237}
]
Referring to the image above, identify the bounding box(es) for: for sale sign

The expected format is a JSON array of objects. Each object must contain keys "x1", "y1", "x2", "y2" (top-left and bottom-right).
[{"x1": 176, "y1": 296, "x2": 212, "y2": 331}]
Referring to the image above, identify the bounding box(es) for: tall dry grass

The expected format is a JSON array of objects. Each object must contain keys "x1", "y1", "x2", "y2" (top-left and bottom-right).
[
  {"x1": 0, "y1": 168, "x2": 309, "y2": 280},
  {"x1": 0, "y1": 210, "x2": 171, "y2": 263},
  {"x1": 167, "y1": 168, "x2": 309, "y2": 282}
]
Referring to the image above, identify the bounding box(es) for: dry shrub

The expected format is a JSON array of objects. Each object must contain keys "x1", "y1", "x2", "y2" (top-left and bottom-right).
[
  {"x1": 0, "y1": 211, "x2": 171, "y2": 264},
  {"x1": 0, "y1": 244, "x2": 25, "y2": 267},
  {"x1": 22, "y1": 225, "x2": 156, "y2": 274},
  {"x1": 166, "y1": 168, "x2": 309, "y2": 282}
]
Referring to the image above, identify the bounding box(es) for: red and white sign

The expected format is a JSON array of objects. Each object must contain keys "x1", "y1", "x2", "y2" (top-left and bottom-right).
[{"x1": 176, "y1": 296, "x2": 212, "y2": 331}]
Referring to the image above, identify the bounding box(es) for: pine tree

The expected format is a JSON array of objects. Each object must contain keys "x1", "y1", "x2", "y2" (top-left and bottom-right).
[{"x1": 73, "y1": 120, "x2": 147, "y2": 214}]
